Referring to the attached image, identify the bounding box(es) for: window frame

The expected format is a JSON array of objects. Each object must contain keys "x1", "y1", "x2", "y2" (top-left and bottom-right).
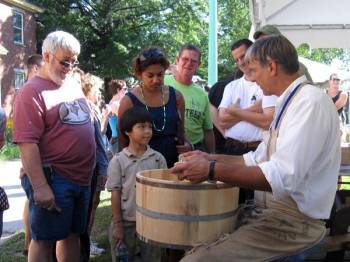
[
  {"x1": 12, "y1": 10, "x2": 24, "y2": 45},
  {"x1": 14, "y1": 69, "x2": 26, "y2": 90}
]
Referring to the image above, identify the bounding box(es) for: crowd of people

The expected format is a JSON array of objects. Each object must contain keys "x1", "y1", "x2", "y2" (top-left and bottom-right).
[{"x1": 0, "y1": 24, "x2": 347, "y2": 262}]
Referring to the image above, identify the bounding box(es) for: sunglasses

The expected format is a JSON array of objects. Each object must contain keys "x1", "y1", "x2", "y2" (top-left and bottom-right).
[
  {"x1": 139, "y1": 49, "x2": 164, "y2": 61},
  {"x1": 51, "y1": 53, "x2": 79, "y2": 68},
  {"x1": 331, "y1": 78, "x2": 340, "y2": 82}
]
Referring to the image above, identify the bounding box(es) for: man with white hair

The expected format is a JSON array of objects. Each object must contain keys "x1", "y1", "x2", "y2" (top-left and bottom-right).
[{"x1": 13, "y1": 31, "x2": 96, "y2": 262}]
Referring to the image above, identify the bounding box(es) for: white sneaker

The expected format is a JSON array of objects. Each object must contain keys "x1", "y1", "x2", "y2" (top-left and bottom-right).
[{"x1": 90, "y1": 240, "x2": 105, "y2": 256}]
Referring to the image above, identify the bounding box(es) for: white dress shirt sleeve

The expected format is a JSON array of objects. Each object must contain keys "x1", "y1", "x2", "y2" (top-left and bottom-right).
[
  {"x1": 243, "y1": 141, "x2": 267, "y2": 166},
  {"x1": 258, "y1": 94, "x2": 334, "y2": 200}
]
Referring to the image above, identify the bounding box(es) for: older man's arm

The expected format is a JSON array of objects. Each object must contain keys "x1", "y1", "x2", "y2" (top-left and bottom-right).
[{"x1": 19, "y1": 143, "x2": 55, "y2": 208}]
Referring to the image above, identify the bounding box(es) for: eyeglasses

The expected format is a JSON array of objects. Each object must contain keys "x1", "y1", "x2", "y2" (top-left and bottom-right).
[
  {"x1": 180, "y1": 57, "x2": 199, "y2": 65},
  {"x1": 139, "y1": 49, "x2": 164, "y2": 61},
  {"x1": 51, "y1": 53, "x2": 79, "y2": 69}
]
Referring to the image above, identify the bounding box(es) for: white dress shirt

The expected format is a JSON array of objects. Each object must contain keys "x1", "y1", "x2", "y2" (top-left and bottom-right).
[
  {"x1": 219, "y1": 76, "x2": 276, "y2": 142},
  {"x1": 244, "y1": 76, "x2": 340, "y2": 219}
]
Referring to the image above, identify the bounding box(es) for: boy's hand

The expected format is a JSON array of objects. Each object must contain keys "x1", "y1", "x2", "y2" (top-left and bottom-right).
[{"x1": 112, "y1": 221, "x2": 124, "y2": 247}]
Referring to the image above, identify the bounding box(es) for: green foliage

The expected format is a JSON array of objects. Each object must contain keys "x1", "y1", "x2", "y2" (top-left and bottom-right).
[
  {"x1": 26, "y1": 0, "x2": 348, "y2": 84},
  {"x1": 0, "y1": 128, "x2": 20, "y2": 160},
  {"x1": 217, "y1": 0, "x2": 251, "y2": 80},
  {"x1": 29, "y1": 0, "x2": 252, "y2": 83},
  {"x1": 0, "y1": 143, "x2": 20, "y2": 160},
  {"x1": 297, "y1": 43, "x2": 345, "y2": 65},
  {"x1": 31, "y1": 0, "x2": 209, "y2": 79}
]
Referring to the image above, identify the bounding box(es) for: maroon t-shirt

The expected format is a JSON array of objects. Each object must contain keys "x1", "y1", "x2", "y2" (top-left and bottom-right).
[{"x1": 13, "y1": 76, "x2": 96, "y2": 185}]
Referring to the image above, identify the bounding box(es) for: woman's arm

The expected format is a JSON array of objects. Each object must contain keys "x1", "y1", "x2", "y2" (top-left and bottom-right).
[
  {"x1": 100, "y1": 106, "x2": 112, "y2": 134},
  {"x1": 175, "y1": 89, "x2": 185, "y2": 145},
  {"x1": 335, "y1": 92, "x2": 348, "y2": 111}
]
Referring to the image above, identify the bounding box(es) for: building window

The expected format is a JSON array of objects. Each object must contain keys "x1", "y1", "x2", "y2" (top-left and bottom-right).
[
  {"x1": 13, "y1": 11, "x2": 24, "y2": 45},
  {"x1": 14, "y1": 69, "x2": 25, "y2": 90}
]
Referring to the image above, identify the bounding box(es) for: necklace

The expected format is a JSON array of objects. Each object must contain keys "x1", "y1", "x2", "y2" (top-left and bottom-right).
[{"x1": 140, "y1": 84, "x2": 167, "y2": 132}]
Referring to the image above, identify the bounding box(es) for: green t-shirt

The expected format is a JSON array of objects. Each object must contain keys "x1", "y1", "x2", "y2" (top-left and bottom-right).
[{"x1": 164, "y1": 75, "x2": 213, "y2": 144}]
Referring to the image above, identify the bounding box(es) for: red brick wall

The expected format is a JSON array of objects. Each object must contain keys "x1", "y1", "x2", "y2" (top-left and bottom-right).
[{"x1": 0, "y1": 2, "x2": 38, "y2": 116}]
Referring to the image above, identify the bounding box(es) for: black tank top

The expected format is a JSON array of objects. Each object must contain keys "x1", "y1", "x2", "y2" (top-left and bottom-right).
[
  {"x1": 126, "y1": 86, "x2": 180, "y2": 167},
  {"x1": 331, "y1": 91, "x2": 343, "y2": 114}
]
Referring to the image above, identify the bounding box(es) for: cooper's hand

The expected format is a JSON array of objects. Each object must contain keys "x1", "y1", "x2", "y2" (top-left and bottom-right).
[
  {"x1": 98, "y1": 175, "x2": 107, "y2": 189},
  {"x1": 178, "y1": 150, "x2": 211, "y2": 162},
  {"x1": 33, "y1": 183, "x2": 55, "y2": 209},
  {"x1": 112, "y1": 221, "x2": 124, "y2": 247},
  {"x1": 171, "y1": 155, "x2": 210, "y2": 183}
]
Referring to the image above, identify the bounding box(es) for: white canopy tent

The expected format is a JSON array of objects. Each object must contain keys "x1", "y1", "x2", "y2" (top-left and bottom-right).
[
  {"x1": 298, "y1": 57, "x2": 350, "y2": 83},
  {"x1": 249, "y1": 0, "x2": 350, "y2": 48},
  {"x1": 298, "y1": 56, "x2": 350, "y2": 91}
]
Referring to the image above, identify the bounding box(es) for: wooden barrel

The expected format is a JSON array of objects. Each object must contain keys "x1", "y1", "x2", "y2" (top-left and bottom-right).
[{"x1": 136, "y1": 169, "x2": 239, "y2": 250}]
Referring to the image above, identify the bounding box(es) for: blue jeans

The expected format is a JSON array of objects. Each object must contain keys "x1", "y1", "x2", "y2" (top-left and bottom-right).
[{"x1": 21, "y1": 168, "x2": 91, "y2": 241}]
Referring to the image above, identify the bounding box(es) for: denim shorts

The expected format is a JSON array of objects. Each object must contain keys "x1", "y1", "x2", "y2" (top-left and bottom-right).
[{"x1": 21, "y1": 167, "x2": 91, "y2": 241}]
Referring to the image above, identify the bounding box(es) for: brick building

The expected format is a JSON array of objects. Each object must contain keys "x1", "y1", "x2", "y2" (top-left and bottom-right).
[{"x1": 0, "y1": 0, "x2": 43, "y2": 116}]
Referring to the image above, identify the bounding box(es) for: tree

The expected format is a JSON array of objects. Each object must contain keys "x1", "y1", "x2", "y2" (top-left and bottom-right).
[
  {"x1": 297, "y1": 44, "x2": 345, "y2": 65},
  {"x1": 30, "y1": 0, "x2": 208, "y2": 80},
  {"x1": 29, "y1": 0, "x2": 347, "y2": 85},
  {"x1": 216, "y1": 0, "x2": 251, "y2": 80}
]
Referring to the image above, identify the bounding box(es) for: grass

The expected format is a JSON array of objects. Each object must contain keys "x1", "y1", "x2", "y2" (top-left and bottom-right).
[
  {"x1": 90, "y1": 191, "x2": 113, "y2": 262},
  {"x1": 0, "y1": 142, "x2": 20, "y2": 160},
  {"x1": 0, "y1": 191, "x2": 113, "y2": 262},
  {"x1": 0, "y1": 232, "x2": 26, "y2": 261},
  {"x1": 340, "y1": 176, "x2": 350, "y2": 190},
  {"x1": 0, "y1": 128, "x2": 20, "y2": 160}
]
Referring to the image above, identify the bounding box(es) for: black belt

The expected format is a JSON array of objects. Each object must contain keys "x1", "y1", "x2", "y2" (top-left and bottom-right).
[{"x1": 225, "y1": 138, "x2": 261, "y2": 150}]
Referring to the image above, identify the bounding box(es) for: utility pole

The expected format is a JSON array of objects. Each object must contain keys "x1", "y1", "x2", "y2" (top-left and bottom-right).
[{"x1": 208, "y1": 0, "x2": 218, "y2": 87}]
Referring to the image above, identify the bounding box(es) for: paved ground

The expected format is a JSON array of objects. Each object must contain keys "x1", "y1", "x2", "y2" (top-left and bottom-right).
[{"x1": 0, "y1": 159, "x2": 25, "y2": 245}]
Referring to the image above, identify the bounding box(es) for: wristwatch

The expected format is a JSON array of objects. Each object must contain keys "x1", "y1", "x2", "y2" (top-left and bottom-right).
[{"x1": 208, "y1": 160, "x2": 217, "y2": 181}]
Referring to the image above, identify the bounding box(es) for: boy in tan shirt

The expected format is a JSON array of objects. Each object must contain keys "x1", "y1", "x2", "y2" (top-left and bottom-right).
[{"x1": 106, "y1": 106, "x2": 167, "y2": 262}]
